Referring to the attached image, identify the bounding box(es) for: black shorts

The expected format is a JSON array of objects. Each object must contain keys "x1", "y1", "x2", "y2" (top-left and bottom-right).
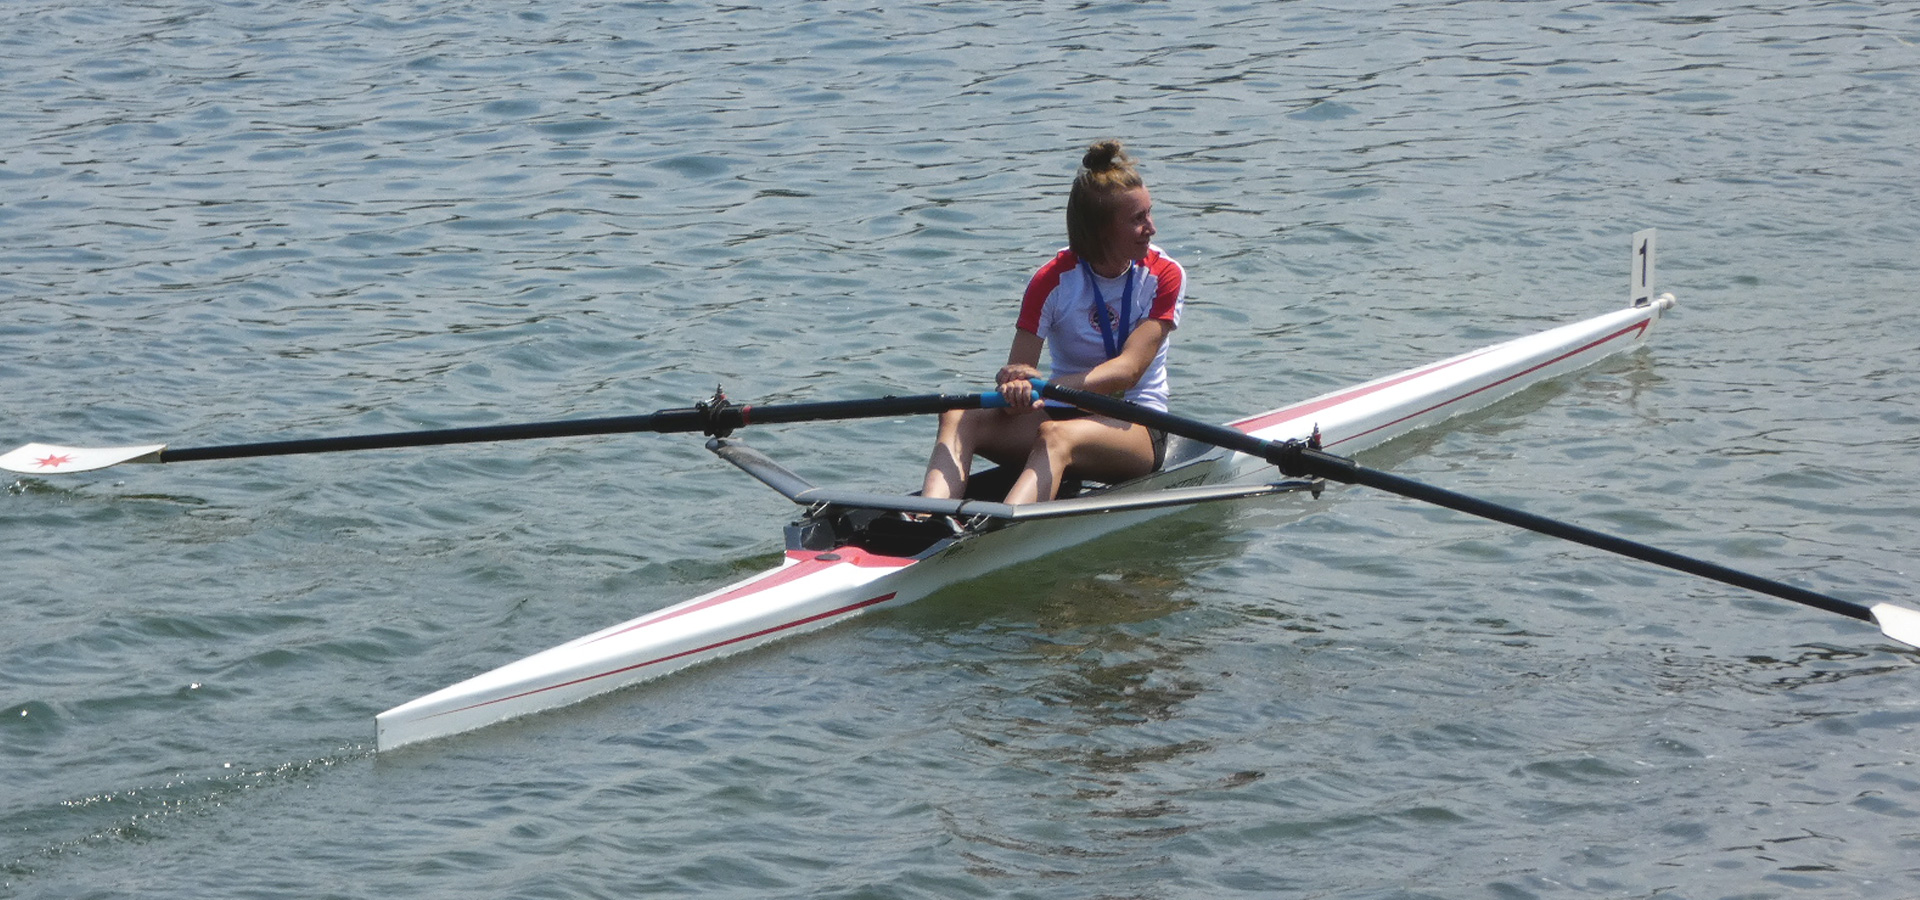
[{"x1": 1043, "y1": 405, "x2": 1168, "y2": 471}]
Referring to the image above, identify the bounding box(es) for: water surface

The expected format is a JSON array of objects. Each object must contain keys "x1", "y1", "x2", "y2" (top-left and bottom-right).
[{"x1": 4, "y1": 2, "x2": 1917, "y2": 897}]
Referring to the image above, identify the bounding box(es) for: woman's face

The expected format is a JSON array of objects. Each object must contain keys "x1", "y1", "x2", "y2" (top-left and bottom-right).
[{"x1": 1103, "y1": 186, "x2": 1156, "y2": 268}]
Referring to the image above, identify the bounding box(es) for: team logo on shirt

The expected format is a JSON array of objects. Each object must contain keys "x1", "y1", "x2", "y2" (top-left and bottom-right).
[{"x1": 1087, "y1": 305, "x2": 1122, "y2": 332}]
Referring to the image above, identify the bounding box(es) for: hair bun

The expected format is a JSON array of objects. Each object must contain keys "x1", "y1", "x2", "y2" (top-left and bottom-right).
[{"x1": 1081, "y1": 140, "x2": 1127, "y2": 172}]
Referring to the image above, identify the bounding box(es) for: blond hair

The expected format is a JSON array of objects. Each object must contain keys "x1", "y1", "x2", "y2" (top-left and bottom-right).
[{"x1": 1065, "y1": 140, "x2": 1145, "y2": 265}]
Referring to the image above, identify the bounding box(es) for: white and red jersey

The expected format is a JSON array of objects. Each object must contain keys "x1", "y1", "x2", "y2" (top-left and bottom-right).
[{"x1": 1016, "y1": 245, "x2": 1185, "y2": 411}]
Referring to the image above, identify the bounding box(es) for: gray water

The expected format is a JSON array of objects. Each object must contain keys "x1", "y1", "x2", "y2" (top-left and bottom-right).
[{"x1": 4, "y1": 1, "x2": 1918, "y2": 897}]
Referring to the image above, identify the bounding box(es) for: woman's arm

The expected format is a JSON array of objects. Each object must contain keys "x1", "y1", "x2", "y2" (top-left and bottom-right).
[
  {"x1": 1054, "y1": 319, "x2": 1173, "y2": 396},
  {"x1": 995, "y1": 329, "x2": 1046, "y2": 407}
]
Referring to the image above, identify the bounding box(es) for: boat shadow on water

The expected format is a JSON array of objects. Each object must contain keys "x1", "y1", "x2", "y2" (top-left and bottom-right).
[{"x1": 885, "y1": 502, "x2": 1268, "y2": 631}]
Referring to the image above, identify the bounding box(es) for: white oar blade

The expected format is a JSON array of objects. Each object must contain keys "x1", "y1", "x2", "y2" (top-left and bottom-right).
[
  {"x1": 1870, "y1": 603, "x2": 1920, "y2": 649},
  {"x1": 0, "y1": 442, "x2": 166, "y2": 475}
]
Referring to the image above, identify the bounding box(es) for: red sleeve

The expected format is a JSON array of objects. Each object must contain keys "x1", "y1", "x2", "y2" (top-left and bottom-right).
[
  {"x1": 1016, "y1": 250, "x2": 1079, "y2": 334},
  {"x1": 1143, "y1": 248, "x2": 1185, "y2": 323}
]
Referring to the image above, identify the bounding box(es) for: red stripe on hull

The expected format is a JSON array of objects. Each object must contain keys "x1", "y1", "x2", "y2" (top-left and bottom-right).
[
  {"x1": 1231, "y1": 319, "x2": 1650, "y2": 446},
  {"x1": 585, "y1": 547, "x2": 913, "y2": 646},
  {"x1": 1326, "y1": 319, "x2": 1651, "y2": 449},
  {"x1": 428, "y1": 591, "x2": 903, "y2": 722},
  {"x1": 1230, "y1": 346, "x2": 1500, "y2": 435}
]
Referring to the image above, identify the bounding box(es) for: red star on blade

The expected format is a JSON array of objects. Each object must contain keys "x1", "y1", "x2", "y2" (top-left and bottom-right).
[{"x1": 34, "y1": 454, "x2": 74, "y2": 469}]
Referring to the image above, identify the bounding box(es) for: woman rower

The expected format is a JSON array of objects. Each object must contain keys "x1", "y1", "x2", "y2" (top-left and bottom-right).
[{"x1": 921, "y1": 140, "x2": 1187, "y2": 505}]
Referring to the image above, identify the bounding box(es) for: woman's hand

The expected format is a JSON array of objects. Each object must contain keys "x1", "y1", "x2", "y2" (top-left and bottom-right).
[{"x1": 996, "y1": 363, "x2": 1041, "y2": 410}]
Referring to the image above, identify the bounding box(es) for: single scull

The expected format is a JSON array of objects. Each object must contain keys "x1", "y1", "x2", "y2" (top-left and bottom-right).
[
  {"x1": 371, "y1": 292, "x2": 1679, "y2": 750},
  {"x1": 19, "y1": 233, "x2": 1901, "y2": 749}
]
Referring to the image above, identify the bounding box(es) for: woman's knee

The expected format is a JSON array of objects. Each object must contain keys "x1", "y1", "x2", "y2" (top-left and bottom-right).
[
  {"x1": 1032, "y1": 418, "x2": 1081, "y2": 458},
  {"x1": 937, "y1": 407, "x2": 984, "y2": 443}
]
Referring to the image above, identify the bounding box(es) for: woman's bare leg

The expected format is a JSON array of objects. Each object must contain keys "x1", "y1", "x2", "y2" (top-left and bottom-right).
[
  {"x1": 1003, "y1": 416, "x2": 1155, "y2": 505},
  {"x1": 922, "y1": 407, "x2": 1045, "y2": 500}
]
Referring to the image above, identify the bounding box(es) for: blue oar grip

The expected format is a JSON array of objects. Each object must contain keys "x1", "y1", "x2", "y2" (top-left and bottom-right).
[{"x1": 976, "y1": 382, "x2": 1051, "y2": 409}]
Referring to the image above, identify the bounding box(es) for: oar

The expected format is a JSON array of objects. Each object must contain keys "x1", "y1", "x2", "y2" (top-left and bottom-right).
[
  {"x1": 2, "y1": 389, "x2": 1008, "y2": 475},
  {"x1": 1033, "y1": 379, "x2": 1920, "y2": 648}
]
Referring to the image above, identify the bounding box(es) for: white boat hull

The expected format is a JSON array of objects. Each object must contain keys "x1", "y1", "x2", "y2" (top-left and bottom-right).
[{"x1": 375, "y1": 296, "x2": 1675, "y2": 750}]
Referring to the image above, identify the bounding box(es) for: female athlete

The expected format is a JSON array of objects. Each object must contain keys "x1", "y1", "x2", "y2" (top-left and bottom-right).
[{"x1": 921, "y1": 140, "x2": 1186, "y2": 505}]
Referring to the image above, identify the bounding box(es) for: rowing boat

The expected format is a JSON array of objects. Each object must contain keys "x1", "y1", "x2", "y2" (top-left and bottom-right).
[
  {"x1": 372, "y1": 293, "x2": 1680, "y2": 750},
  {"x1": 11, "y1": 232, "x2": 1907, "y2": 748},
  {"x1": 7, "y1": 229, "x2": 1907, "y2": 749}
]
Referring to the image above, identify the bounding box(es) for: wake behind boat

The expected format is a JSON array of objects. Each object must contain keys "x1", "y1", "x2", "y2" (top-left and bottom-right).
[{"x1": 371, "y1": 291, "x2": 1681, "y2": 751}]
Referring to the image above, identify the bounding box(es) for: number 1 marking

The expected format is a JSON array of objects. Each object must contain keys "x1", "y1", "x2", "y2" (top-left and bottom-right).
[{"x1": 1631, "y1": 229, "x2": 1657, "y2": 305}]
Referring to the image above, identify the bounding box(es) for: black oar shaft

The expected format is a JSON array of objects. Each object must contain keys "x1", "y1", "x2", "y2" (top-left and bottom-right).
[
  {"x1": 734, "y1": 393, "x2": 1005, "y2": 427},
  {"x1": 1328, "y1": 461, "x2": 1873, "y2": 624},
  {"x1": 160, "y1": 412, "x2": 703, "y2": 463},
  {"x1": 160, "y1": 391, "x2": 1002, "y2": 464},
  {"x1": 1033, "y1": 380, "x2": 1876, "y2": 625}
]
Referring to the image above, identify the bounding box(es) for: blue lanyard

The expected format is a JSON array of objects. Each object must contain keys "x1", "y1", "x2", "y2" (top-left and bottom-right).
[{"x1": 1080, "y1": 259, "x2": 1135, "y2": 360}]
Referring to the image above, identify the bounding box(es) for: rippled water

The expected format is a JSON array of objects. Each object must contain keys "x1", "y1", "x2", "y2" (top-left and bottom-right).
[{"x1": 5, "y1": 1, "x2": 1918, "y2": 897}]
